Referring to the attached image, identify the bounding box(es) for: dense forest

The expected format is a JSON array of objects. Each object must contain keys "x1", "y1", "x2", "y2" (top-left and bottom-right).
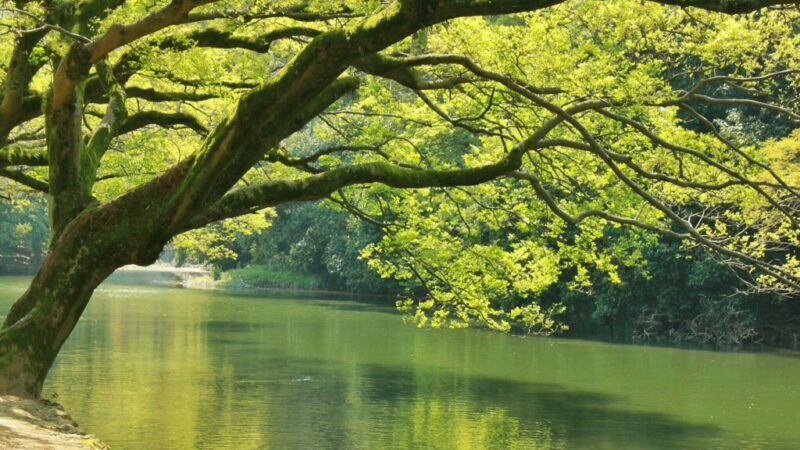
[
  {"x1": 1, "y1": 0, "x2": 800, "y2": 399},
  {"x1": 3, "y1": 194, "x2": 799, "y2": 347},
  {"x1": 176, "y1": 199, "x2": 800, "y2": 347}
]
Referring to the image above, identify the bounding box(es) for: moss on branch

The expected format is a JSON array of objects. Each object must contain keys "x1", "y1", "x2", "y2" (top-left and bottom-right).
[
  {"x1": 0, "y1": 147, "x2": 48, "y2": 168},
  {"x1": 187, "y1": 155, "x2": 522, "y2": 230}
]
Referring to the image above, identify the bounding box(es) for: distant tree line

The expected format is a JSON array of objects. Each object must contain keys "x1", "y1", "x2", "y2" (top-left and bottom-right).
[
  {"x1": 168, "y1": 198, "x2": 798, "y2": 347},
  {"x1": 0, "y1": 197, "x2": 48, "y2": 275}
]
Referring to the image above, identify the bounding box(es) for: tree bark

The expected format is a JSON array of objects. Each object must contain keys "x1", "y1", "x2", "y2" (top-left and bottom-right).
[
  {"x1": 0, "y1": 164, "x2": 183, "y2": 398},
  {"x1": 0, "y1": 263, "x2": 112, "y2": 398},
  {"x1": 0, "y1": 229, "x2": 118, "y2": 398}
]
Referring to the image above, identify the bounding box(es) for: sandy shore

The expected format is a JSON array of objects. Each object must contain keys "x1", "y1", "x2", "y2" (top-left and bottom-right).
[{"x1": 0, "y1": 396, "x2": 107, "y2": 449}]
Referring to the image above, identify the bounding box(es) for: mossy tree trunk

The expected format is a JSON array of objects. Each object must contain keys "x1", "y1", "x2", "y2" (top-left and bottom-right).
[
  {"x1": 0, "y1": 214, "x2": 152, "y2": 397},
  {"x1": 0, "y1": 160, "x2": 183, "y2": 397}
]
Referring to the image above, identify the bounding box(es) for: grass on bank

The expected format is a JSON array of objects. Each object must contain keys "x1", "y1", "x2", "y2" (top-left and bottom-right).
[{"x1": 220, "y1": 265, "x2": 324, "y2": 290}]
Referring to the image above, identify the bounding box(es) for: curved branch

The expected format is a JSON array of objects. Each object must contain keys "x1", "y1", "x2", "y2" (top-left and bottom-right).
[
  {"x1": 674, "y1": 93, "x2": 800, "y2": 122},
  {"x1": 186, "y1": 6, "x2": 364, "y2": 23},
  {"x1": 119, "y1": 111, "x2": 208, "y2": 136},
  {"x1": 526, "y1": 91, "x2": 800, "y2": 291},
  {"x1": 51, "y1": 0, "x2": 220, "y2": 110},
  {"x1": 595, "y1": 109, "x2": 800, "y2": 217},
  {"x1": 184, "y1": 157, "x2": 522, "y2": 230},
  {"x1": 535, "y1": 138, "x2": 798, "y2": 192},
  {"x1": 355, "y1": 53, "x2": 562, "y2": 95},
  {"x1": 676, "y1": 102, "x2": 800, "y2": 200},
  {"x1": 183, "y1": 98, "x2": 607, "y2": 230},
  {"x1": 0, "y1": 27, "x2": 48, "y2": 144},
  {"x1": 511, "y1": 170, "x2": 689, "y2": 239}
]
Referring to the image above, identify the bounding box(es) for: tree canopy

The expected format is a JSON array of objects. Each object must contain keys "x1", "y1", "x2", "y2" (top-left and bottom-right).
[{"x1": 0, "y1": 0, "x2": 799, "y2": 397}]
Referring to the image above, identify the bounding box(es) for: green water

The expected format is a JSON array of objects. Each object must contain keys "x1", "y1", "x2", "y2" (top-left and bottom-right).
[{"x1": 0, "y1": 274, "x2": 798, "y2": 449}]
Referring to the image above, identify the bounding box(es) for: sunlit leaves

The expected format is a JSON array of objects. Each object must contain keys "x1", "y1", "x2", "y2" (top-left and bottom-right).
[{"x1": 173, "y1": 210, "x2": 274, "y2": 265}]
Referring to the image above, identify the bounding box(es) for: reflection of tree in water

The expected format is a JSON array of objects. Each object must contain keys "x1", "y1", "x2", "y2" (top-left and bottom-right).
[
  {"x1": 42, "y1": 293, "x2": 727, "y2": 449},
  {"x1": 195, "y1": 343, "x2": 719, "y2": 450},
  {"x1": 349, "y1": 364, "x2": 719, "y2": 450}
]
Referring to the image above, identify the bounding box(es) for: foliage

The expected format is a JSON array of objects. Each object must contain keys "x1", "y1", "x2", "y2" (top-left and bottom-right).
[
  {"x1": 220, "y1": 265, "x2": 324, "y2": 290},
  {"x1": 4, "y1": 0, "x2": 796, "y2": 335},
  {"x1": 312, "y1": 2, "x2": 800, "y2": 333},
  {"x1": 236, "y1": 202, "x2": 402, "y2": 294},
  {"x1": 172, "y1": 211, "x2": 274, "y2": 270},
  {"x1": 2, "y1": 0, "x2": 800, "y2": 397},
  {"x1": 0, "y1": 197, "x2": 48, "y2": 274}
]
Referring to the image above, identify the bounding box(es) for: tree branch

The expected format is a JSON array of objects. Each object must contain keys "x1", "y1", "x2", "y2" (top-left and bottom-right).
[
  {"x1": 185, "y1": 6, "x2": 364, "y2": 23},
  {"x1": 86, "y1": 61, "x2": 128, "y2": 162},
  {"x1": 184, "y1": 157, "x2": 523, "y2": 230},
  {"x1": 0, "y1": 27, "x2": 47, "y2": 144},
  {"x1": 51, "y1": 0, "x2": 220, "y2": 110},
  {"x1": 0, "y1": 168, "x2": 48, "y2": 192},
  {"x1": 0, "y1": 147, "x2": 48, "y2": 168},
  {"x1": 119, "y1": 111, "x2": 208, "y2": 136},
  {"x1": 524, "y1": 89, "x2": 800, "y2": 291}
]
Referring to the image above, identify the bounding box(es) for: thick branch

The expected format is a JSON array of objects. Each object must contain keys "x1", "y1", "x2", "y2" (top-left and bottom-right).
[
  {"x1": 185, "y1": 158, "x2": 522, "y2": 230},
  {"x1": 119, "y1": 111, "x2": 208, "y2": 135},
  {"x1": 51, "y1": 0, "x2": 219, "y2": 110},
  {"x1": 0, "y1": 28, "x2": 47, "y2": 143},
  {"x1": 174, "y1": 27, "x2": 320, "y2": 52},
  {"x1": 86, "y1": 62, "x2": 128, "y2": 162},
  {"x1": 184, "y1": 98, "x2": 597, "y2": 229},
  {"x1": 186, "y1": 6, "x2": 364, "y2": 23},
  {"x1": 124, "y1": 87, "x2": 216, "y2": 103}
]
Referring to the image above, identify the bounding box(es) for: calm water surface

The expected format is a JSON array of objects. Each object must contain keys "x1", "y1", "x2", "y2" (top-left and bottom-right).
[{"x1": 0, "y1": 274, "x2": 799, "y2": 449}]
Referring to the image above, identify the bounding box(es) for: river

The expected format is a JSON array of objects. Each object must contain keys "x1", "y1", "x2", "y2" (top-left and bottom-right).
[{"x1": 0, "y1": 274, "x2": 798, "y2": 449}]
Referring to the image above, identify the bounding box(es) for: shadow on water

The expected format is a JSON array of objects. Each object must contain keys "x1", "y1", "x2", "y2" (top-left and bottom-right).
[
  {"x1": 197, "y1": 345, "x2": 721, "y2": 450},
  {"x1": 209, "y1": 285, "x2": 400, "y2": 315},
  {"x1": 310, "y1": 300, "x2": 398, "y2": 315},
  {"x1": 356, "y1": 363, "x2": 719, "y2": 449},
  {"x1": 313, "y1": 294, "x2": 800, "y2": 359},
  {"x1": 752, "y1": 346, "x2": 800, "y2": 359}
]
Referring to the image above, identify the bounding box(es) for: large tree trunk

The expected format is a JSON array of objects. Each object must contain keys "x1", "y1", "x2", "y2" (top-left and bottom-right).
[
  {"x1": 0, "y1": 228, "x2": 118, "y2": 397},
  {"x1": 0, "y1": 262, "x2": 111, "y2": 398},
  {"x1": 0, "y1": 198, "x2": 167, "y2": 398}
]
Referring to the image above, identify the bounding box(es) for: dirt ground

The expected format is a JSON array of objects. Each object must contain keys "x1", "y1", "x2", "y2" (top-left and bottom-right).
[{"x1": 0, "y1": 396, "x2": 107, "y2": 449}]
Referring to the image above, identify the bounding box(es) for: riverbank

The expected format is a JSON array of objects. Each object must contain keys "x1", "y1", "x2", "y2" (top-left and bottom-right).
[
  {"x1": 0, "y1": 396, "x2": 107, "y2": 449},
  {"x1": 111, "y1": 265, "x2": 800, "y2": 349},
  {"x1": 130, "y1": 264, "x2": 393, "y2": 299}
]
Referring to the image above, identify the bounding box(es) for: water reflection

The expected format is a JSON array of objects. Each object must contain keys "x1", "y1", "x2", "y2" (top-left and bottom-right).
[{"x1": 0, "y1": 277, "x2": 795, "y2": 449}]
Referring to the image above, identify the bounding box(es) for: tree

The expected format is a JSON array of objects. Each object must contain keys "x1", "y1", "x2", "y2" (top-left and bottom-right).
[
  {"x1": 0, "y1": 0, "x2": 798, "y2": 398},
  {"x1": 0, "y1": 196, "x2": 48, "y2": 273}
]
